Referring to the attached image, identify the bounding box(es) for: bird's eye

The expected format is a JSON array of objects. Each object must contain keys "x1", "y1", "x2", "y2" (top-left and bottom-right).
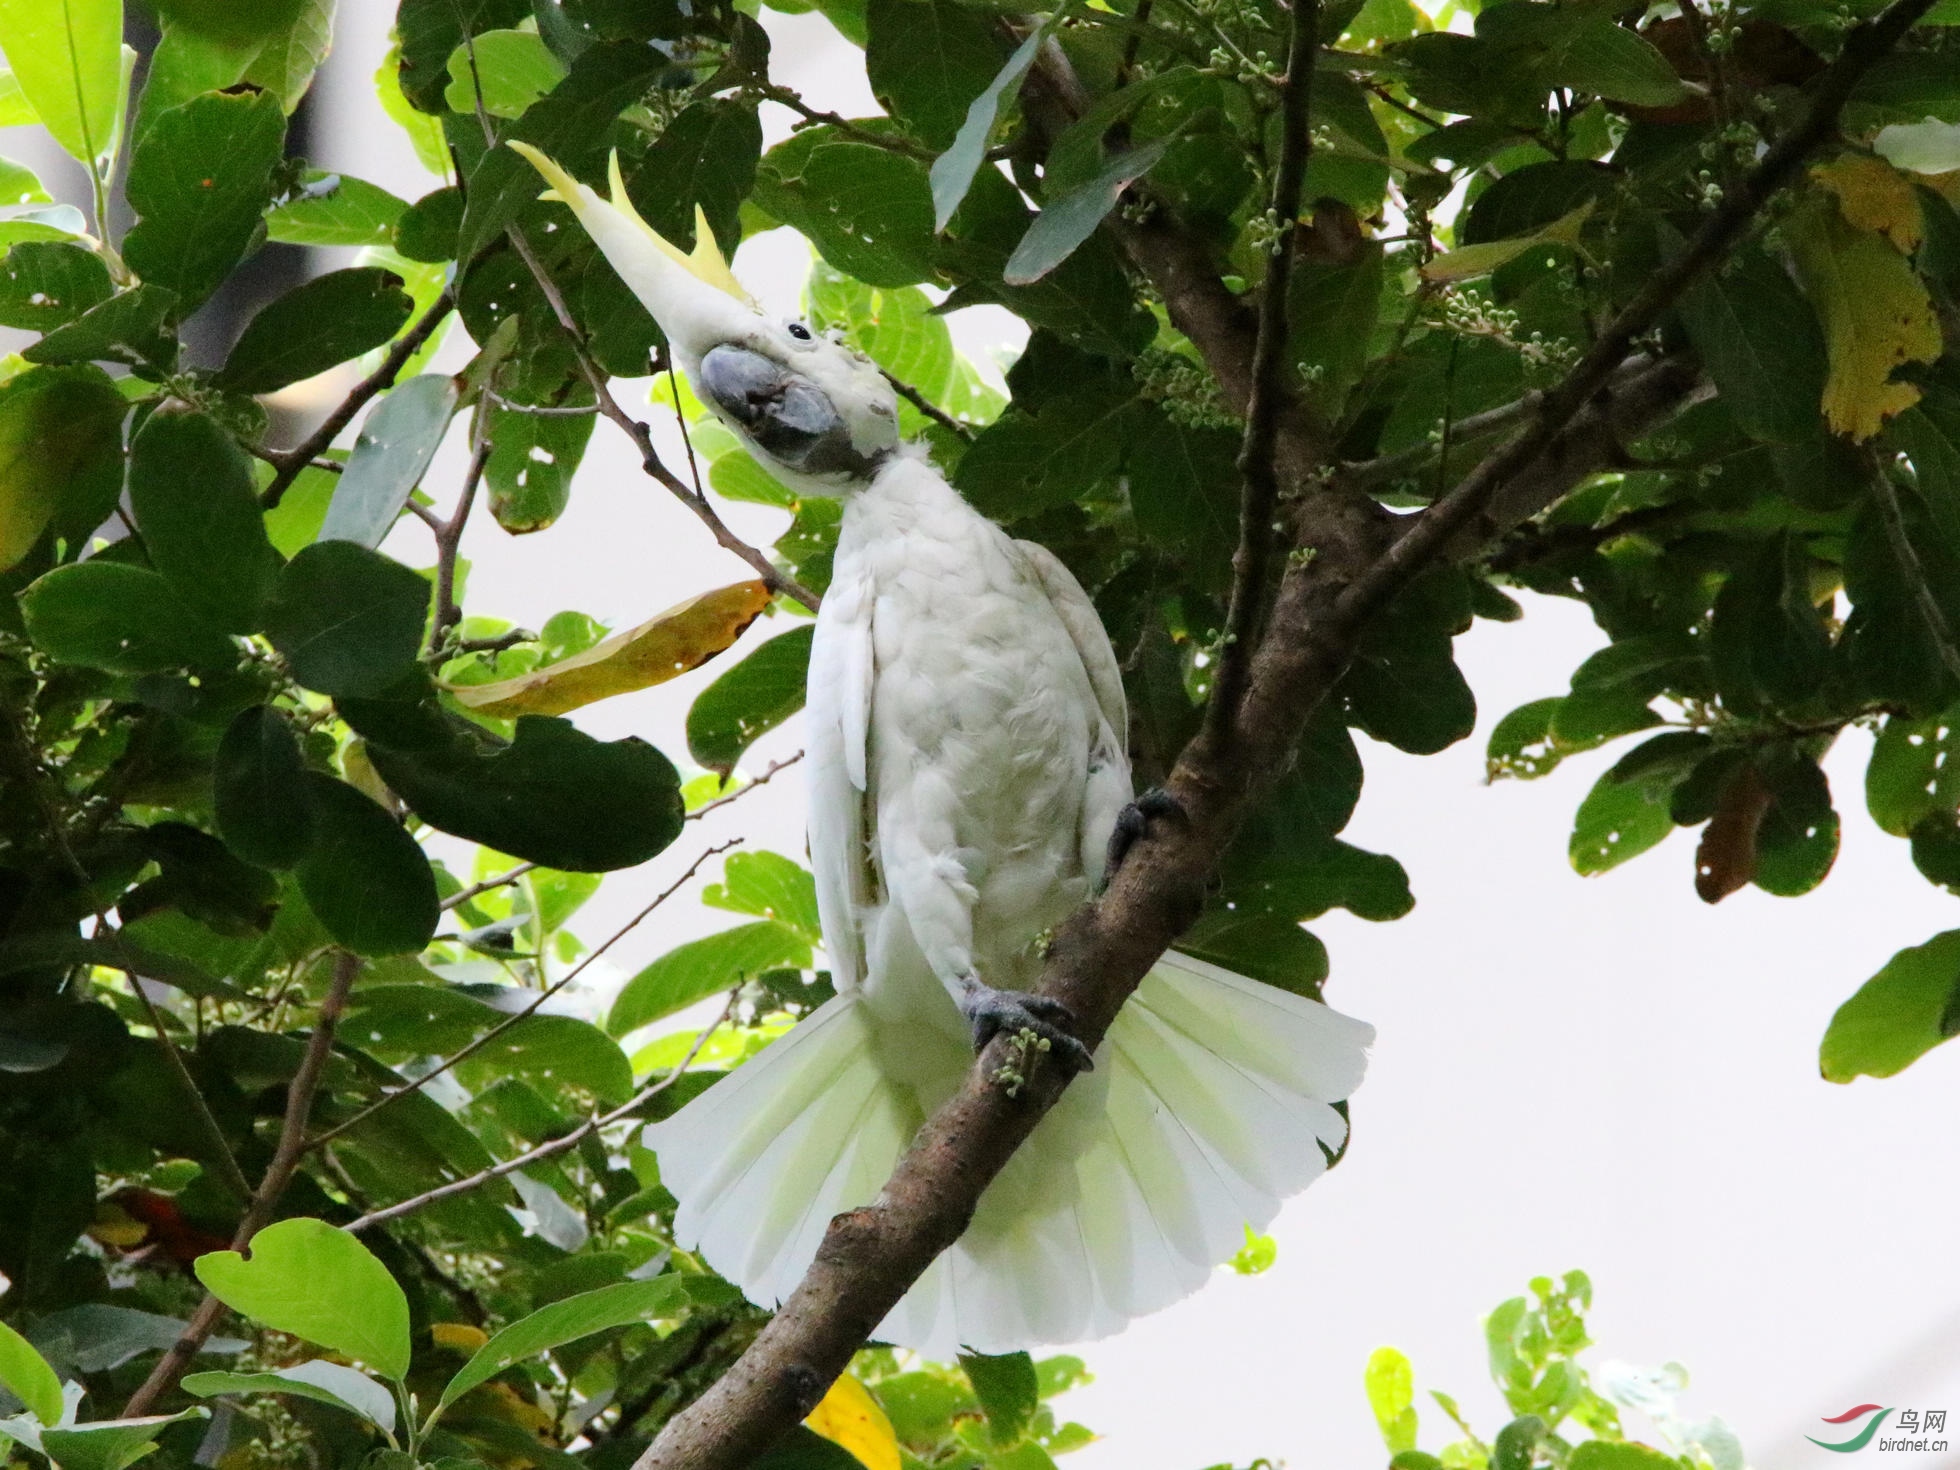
[{"x1": 787, "y1": 322, "x2": 812, "y2": 341}]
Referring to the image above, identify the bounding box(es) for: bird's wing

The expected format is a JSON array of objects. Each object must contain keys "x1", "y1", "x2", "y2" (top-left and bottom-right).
[
  {"x1": 1016, "y1": 539, "x2": 1132, "y2": 880},
  {"x1": 1015, "y1": 539, "x2": 1128, "y2": 751},
  {"x1": 806, "y1": 566, "x2": 876, "y2": 990}
]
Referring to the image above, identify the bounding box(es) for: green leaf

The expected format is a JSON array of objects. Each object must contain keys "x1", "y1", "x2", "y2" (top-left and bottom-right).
[
  {"x1": 486, "y1": 396, "x2": 593, "y2": 534},
  {"x1": 263, "y1": 541, "x2": 432, "y2": 698},
  {"x1": 21, "y1": 562, "x2": 235, "y2": 674},
  {"x1": 930, "y1": 24, "x2": 1046, "y2": 231},
  {"x1": 609, "y1": 921, "x2": 813, "y2": 1034},
  {"x1": 702, "y1": 851, "x2": 822, "y2": 944},
  {"x1": 1005, "y1": 140, "x2": 1169, "y2": 286},
  {"x1": 1675, "y1": 240, "x2": 1827, "y2": 445},
  {"x1": 0, "y1": 0, "x2": 123, "y2": 163},
  {"x1": 437, "y1": 1276, "x2": 730, "y2": 1412},
  {"x1": 959, "y1": 1351, "x2": 1038, "y2": 1446},
  {"x1": 24, "y1": 283, "x2": 179, "y2": 371},
  {"x1": 443, "y1": 28, "x2": 567, "y2": 118},
  {"x1": 267, "y1": 171, "x2": 409, "y2": 248},
  {"x1": 123, "y1": 89, "x2": 287, "y2": 314},
  {"x1": 0, "y1": 156, "x2": 50, "y2": 205},
  {"x1": 1866, "y1": 708, "x2": 1960, "y2": 836},
  {"x1": 1570, "y1": 769, "x2": 1675, "y2": 876},
  {"x1": 195, "y1": 1219, "x2": 411, "y2": 1381},
  {"x1": 214, "y1": 706, "x2": 316, "y2": 869},
  {"x1": 0, "y1": 365, "x2": 126, "y2": 572},
  {"x1": 126, "y1": 408, "x2": 280, "y2": 632},
  {"x1": 0, "y1": 1318, "x2": 63, "y2": 1426},
  {"x1": 238, "y1": 0, "x2": 335, "y2": 112},
  {"x1": 1543, "y1": 17, "x2": 1687, "y2": 105},
  {"x1": 1709, "y1": 536, "x2": 1832, "y2": 714},
  {"x1": 1487, "y1": 697, "x2": 1587, "y2": 781},
  {"x1": 0, "y1": 242, "x2": 112, "y2": 331},
  {"x1": 1178, "y1": 912, "x2": 1328, "y2": 998},
  {"x1": 36, "y1": 1412, "x2": 208, "y2": 1470},
  {"x1": 131, "y1": 21, "x2": 258, "y2": 144},
  {"x1": 457, "y1": 41, "x2": 664, "y2": 264},
  {"x1": 362, "y1": 713, "x2": 685, "y2": 873},
  {"x1": 1752, "y1": 749, "x2": 1839, "y2": 896},
  {"x1": 1365, "y1": 1346, "x2": 1418, "y2": 1455},
  {"x1": 1492, "y1": 1416, "x2": 1547, "y2": 1470},
  {"x1": 216, "y1": 269, "x2": 414, "y2": 395},
  {"x1": 1568, "y1": 1443, "x2": 1696, "y2": 1470},
  {"x1": 293, "y1": 774, "x2": 439, "y2": 956},
  {"x1": 686, "y1": 625, "x2": 814, "y2": 774},
  {"x1": 319, "y1": 375, "x2": 462, "y2": 549},
  {"x1": 182, "y1": 1362, "x2": 396, "y2": 1434},
  {"x1": 753, "y1": 133, "x2": 937, "y2": 289},
  {"x1": 954, "y1": 386, "x2": 1135, "y2": 520},
  {"x1": 865, "y1": 0, "x2": 1005, "y2": 149},
  {"x1": 395, "y1": 0, "x2": 529, "y2": 112}
]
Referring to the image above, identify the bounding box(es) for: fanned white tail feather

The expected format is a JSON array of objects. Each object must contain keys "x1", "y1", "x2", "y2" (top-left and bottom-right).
[{"x1": 645, "y1": 953, "x2": 1371, "y2": 1357}]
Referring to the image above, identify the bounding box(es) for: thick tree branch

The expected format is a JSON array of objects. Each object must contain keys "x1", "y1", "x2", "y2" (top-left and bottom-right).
[
  {"x1": 261, "y1": 289, "x2": 456, "y2": 510},
  {"x1": 1208, "y1": 0, "x2": 1323, "y2": 742},
  {"x1": 121, "y1": 952, "x2": 361, "y2": 1416},
  {"x1": 636, "y1": 1, "x2": 1931, "y2": 1461}
]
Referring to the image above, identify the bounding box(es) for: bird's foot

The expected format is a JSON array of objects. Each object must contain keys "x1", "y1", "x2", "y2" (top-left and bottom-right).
[
  {"x1": 1104, "y1": 787, "x2": 1185, "y2": 881},
  {"x1": 957, "y1": 977, "x2": 1094, "y2": 1075}
]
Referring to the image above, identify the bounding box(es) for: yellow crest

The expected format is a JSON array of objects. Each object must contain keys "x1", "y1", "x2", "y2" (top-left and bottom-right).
[{"x1": 507, "y1": 141, "x2": 753, "y2": 306}]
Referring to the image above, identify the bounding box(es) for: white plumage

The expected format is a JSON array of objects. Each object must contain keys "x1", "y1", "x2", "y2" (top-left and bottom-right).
[{"x1": 514, "y1": 145, "x2": 1374, "y2": 1357}]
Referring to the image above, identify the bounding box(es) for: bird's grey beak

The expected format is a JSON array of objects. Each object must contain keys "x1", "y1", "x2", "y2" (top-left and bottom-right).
[{"x1": 700, "y1": 344, "x2": 886, "y2": 480}]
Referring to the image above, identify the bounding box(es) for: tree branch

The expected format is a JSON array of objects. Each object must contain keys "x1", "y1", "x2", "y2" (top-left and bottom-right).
[
  {"x1": 883, "y1": 372, "x2": 976, "y2": 442},
  {"x1": 685, "y1": 752, "x2": 805, "y2": 822},
  {"x1": 1207, "y1": 0, "x2": 1322, "y2": 742},
  {"x1": 343, "y1": 993, "x2": 738, "y2": 1234},
  {"x1": 121, "y1": 951, "x2": 361, "y2": 1416},
  {"x1": 261, "y1": 289, "x2": 456, "y2": 509},
  {"x1": 634, "y1": 2, "x2": 1934, "y2": 1462}
]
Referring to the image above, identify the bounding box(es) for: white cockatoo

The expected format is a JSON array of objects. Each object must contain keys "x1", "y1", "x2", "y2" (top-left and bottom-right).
[{"x1": 512, "y1": 145, "x2": 1375, "y2": 1358}]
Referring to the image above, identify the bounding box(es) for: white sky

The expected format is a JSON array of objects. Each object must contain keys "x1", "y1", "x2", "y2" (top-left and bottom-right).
[{"x1": 25, "y1": 7, "x2": 1960, "y2": 1467}]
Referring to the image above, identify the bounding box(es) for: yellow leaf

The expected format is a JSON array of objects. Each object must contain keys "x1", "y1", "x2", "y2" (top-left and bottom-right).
[
  {"x1": 1787, "y1": 198, "x2": 1942, "y2": 442},
  {"x1": 1420, "y1": 200, "x2": 1594, "y2": 283},
  {"x1": 431, "y1": 1323, "x2": 490, "y2": 1352},
  {"x1": 1813, "y1": 153, "x2": 1924, "y2": 253},
  {"x1": 805, "y1": 1375, "x2": 901, "y2": 1470},
  {"x1": 447, "y1": 580, "x2": 773, "y2": 718}
]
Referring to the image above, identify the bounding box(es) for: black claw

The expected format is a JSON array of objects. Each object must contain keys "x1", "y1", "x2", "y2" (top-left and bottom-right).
[
  {"x1": 1104, "y1": 786, "x2": 1185, "y2": 881},
  {"x1": 959, "y1": 979, "x2": 1095, "y2": 1074}
]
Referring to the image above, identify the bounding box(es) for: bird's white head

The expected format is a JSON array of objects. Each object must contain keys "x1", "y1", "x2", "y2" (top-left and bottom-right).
[{"x1": 510, "y1": 143, "x2": 900, "y2": 495}]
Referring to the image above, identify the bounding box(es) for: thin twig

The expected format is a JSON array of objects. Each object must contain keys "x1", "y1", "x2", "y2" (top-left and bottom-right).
[
  {"x1": 1868, "y1": 461, "x2": 1960, "y2": 684},
  {"x1": 1204, "y1": 0, "x2": 1322, "y2": 744},
  {"x1": 131, "y1": 984, "x2": 255, "y2": 1205},
  {"x1": 686, "y1": 752, "x2": 806, "y2": 821},
  {"x1": 883, "y1": 372, "x2": 976, "y2": 442},
  {"x1": 754, "y1": 84, "x2": 938, "y2": 159},
  {"x1": 121, "y1": 952, "x2": 362, "y2": 1416},
  {"x1": 242, "y1": 442, "x2": 343, "y2": 475},
  {"x1": 344, "y1": 992, "x2": 740, "y2": 1234},
  {"x1": 432, "y1": 407, "x2": 492, "y2": 649},
  {"x1": 261, "y1": 288, "x2": 456, "y2": 509},
  {"x1": 305, "y1": 840, "x2": 739, "y2": 1152},
  {"x1": 441, "y1": 861, "x2": 540, "y2": 912}
]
